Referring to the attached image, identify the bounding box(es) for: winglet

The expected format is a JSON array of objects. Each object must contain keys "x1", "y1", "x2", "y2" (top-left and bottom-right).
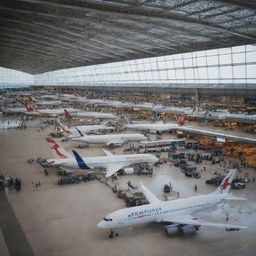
[
  {"x1": 140, "y1": 183, "x2": 160, "y2": 204},
  {"x1": 72, "y1": 150, "x2": 90, "y2": 169}
]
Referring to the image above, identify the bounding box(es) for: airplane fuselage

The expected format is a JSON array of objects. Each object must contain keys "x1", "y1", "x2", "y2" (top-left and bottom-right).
[
  {"x1": 98, "y1": 194, "x2": 223, "y2": 229},
  {"x1": 73, "y1": 112, "x2": 116, "y2": 119},
  {"x1": 126, "y1": 123, "x2": 180, "y2": 133},
  {"x1": 50, "y1": 153, "x2": 157, "y2": 170},
  {"x1": 71, "y1": 134, "x2": 147, "y2": 145}
]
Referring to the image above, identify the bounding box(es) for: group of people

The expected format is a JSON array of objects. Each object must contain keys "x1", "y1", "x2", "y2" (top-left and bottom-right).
[{"x1": 0, "y1": 174, "x2": 21, "y2": 191}]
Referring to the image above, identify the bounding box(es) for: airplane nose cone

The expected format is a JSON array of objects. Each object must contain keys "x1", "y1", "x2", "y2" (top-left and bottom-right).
[
  {"x1": 97, "y1": 220, "x2": 105, "y2": 229},
  {"x1": 153, "y1": 156, "x2": 159, "y2": 163}
]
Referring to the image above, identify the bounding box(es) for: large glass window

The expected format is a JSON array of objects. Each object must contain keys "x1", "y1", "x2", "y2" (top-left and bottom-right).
[{"x1": 32, "y1": 44, "x2": 256, "y2": 87}]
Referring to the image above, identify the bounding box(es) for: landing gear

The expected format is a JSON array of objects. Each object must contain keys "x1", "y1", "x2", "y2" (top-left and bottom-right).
[{"x1": 109, "y1": 230, "x2": 118, "y2": 239}]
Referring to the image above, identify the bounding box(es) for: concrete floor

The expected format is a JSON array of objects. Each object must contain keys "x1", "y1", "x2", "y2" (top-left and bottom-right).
[{"x1": 0, "y1": 119, "x2": 256, "y2": 256}]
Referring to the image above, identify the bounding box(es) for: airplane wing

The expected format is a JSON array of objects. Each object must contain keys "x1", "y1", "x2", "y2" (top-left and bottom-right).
[
  {"x1": 177, "y1": 127, "x2": 256, "y2": 144},
  {"x1": 59, "y1": 167, "x2": 76, "y2": 174},
  {"x1": 102, "y1": 149, "x2": 113, "y2": 156},
  {"x1": 140, "y1": 183, "x2": 160, "y2": 204},
  {"x1": 105, "y1": 165, "x2": 124, "y2": 177},
  {"x1": 161, "y1": 215, "x2": 247, "y2": 229}
]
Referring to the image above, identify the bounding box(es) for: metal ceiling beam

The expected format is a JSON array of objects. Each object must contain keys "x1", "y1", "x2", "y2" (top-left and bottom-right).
[{"x1": 0, "y1": 0, "x2": 255, "y2": 74}]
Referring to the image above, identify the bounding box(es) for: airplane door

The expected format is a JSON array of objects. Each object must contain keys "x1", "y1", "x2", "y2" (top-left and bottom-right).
[{"x1": 118, "y1": 217, "x2": 124, "y2": 225}]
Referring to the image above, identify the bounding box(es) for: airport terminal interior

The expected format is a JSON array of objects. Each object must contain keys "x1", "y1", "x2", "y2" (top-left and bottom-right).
[{"x1": 0, "y1": 1, "x2": 256, "y2": 256}]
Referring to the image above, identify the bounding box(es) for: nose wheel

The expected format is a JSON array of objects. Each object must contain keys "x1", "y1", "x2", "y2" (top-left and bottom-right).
[{"x1": 109, "y1": 230, "x2": 118, "y2": 238}]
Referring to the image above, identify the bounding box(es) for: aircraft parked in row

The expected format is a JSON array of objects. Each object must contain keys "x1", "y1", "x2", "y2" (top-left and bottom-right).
[
  {"x1": 71, "y1": 127, "x2": 148, "y2": 147},
  {"x1": 46, "y1": 138, "x2": 158, "y2": 177},
  {"x1": 24, "y1": 104, "x2": 77, "y2": 117},
  {"x1": 22, "y1": 96, "x2": 38, "y2": 104},
  {"x1": 58, "y1": 120, "x2": 115, "y2": 137},
  {"x1": 126, "y1": 117, "x2": 185, "y2": 133},
  {"x1": 2, "y1": 105, "x2": 28, "y2": 114},
  {"x1": 64, "y1": 109, "x2": 117, "y2": 119},
  {"x1": 36, "y1": 101, "x2": 62, "y2": 106},
  {"x1": 97, "y1": 169, "x2": 247, "y2": 238}
]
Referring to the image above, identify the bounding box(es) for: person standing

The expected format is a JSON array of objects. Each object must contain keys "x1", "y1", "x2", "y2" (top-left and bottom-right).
[
  {"x1": 194, "y1": 184, "x2": 197, "y2": 192},
  {"x1": 225, "y1": 213, "x2": 229, "y2": 222}
]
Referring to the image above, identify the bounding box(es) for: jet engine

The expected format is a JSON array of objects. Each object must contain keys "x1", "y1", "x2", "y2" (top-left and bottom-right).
[
  {"x1": 118, "y1": 168, "x2": 135, "y2": 175},
  {"x1": 181, "y1": 225, "x2": 198, "y2": 235},
  {"x1": 123, "y1": 168, "x2": 135, "y2": 175},
  {"x1": 165, "y1": 224, "x2": 180, "y2": 235}
]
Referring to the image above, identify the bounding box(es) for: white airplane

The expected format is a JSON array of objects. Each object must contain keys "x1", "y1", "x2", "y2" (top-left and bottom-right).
[
  {"x1": 41, "y1": 95, "x2": 59, "y2": 100},
  {"x1": 46, "y1": 138, "x2": 158, "y2": 177},
  {"x1": 97, "y1": 169, "x2": 247, "y2": 238},
  {"x1": 2, "y1": 105, "x2": 28, "y2": 114},
  {"x1": 16, "y1": 96, "x2": 38, "y2": 104},
  {"x1": 36, "y1": 101, "x2": 62, "y2": 106},
  {"x1": 126, "y1": 117, "x2": 186, "y2": 133},
  {"x1": 24, "y1": 104, "x2": 77, "y2": 117},
  {"x1": 71, "y1": 127, "x2": 148, "y2": 147},
  {"x1": 64, "y1": 109, "x2": 117, "y2": 119},
  {"x1": 57, "y1": 120, "x2": 115, "y2": 136},
  {"x1": 26, "y1": 96, "x2": 38, "y2": 103}
]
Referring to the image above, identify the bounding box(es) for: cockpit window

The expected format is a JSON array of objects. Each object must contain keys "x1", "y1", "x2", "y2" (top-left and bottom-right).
[{"x1": 103, "y1": 217, "x2": 113, "y2": 222}]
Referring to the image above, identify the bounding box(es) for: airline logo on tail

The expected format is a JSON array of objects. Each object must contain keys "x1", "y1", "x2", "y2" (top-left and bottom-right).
[
  {"x1": 64, "y1": 109, "x2": 72, "y2": 119},
  {"x1": 25, "y1": 104, "x2": 36, "y2": 112},
  {"x1": 58, "y1": 123, "x2": 70, "y2": 133},
  {"x1": 72, "y1": 150, "x2": 91, "y2": 169},
  {"x1": 220, "y1": 176, "x2": 231, "y2": 190},
  {"x1": 46, "y1": 138, "x2": 68, "y2": 159},
  {"x1": 28, "y1": 96, "x2": 37, "y2": 103},
  {"x1": 213, "y1": 169, "x2": 236, "y2": 194}
]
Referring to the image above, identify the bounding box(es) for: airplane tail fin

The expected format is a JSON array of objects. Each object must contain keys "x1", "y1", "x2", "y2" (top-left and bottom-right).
[
  {"x1": 73, "y1": 127, "x2": 85, "y2": 137},
  {"x1": 46, "y1": 138, "x2": 71, "y2": 159},
  {"x1": 28, "y1": 96, "x2": 37, "y2": 103},
  {"x1": 213, "y1": 169, "x2": 236, "y2": 194},
  {"x1": 57, "y1": 119, "x2": 70, "y2": 133},
  {"x1": 2, "y1": 104, "x2": 10, "y2": 112},
  {"x1": 178, "y1": 116, "x2": 186, "y2": 126},
  {"x1": 25, "y1": 104, "x2": 36, "y2": 112},
  {"x1": 64, "y1": 109, "x2": 72, "y2": 119},
  {"x1": 72, "y1": 150, "x2": 91, "y2": 169},
  {"x1": 121, "y1": 115, "x2": 133, "y2": 124}
]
